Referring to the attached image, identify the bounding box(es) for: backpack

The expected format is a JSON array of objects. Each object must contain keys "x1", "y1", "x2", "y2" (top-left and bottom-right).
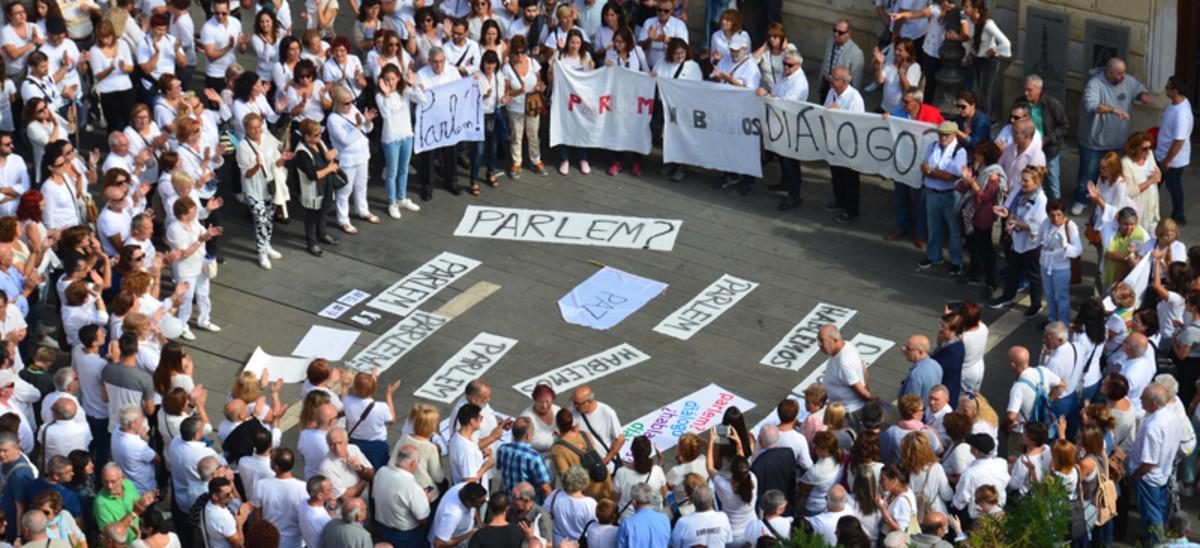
[
  {"x1": 554, "y1": 434, "x2": 609, "y2": 482},
  {"x1": 1093, "y1": 455, "x2": 1118, "y2": 526},
  {"x1": 1019, "y1": 367, "x2": 1058, "y2": 438}
]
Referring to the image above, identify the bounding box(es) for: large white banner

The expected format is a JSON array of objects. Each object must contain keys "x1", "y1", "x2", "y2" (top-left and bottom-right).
[
  {"x1": 512, "y1": 343, "x2": 650, "y2": 395},
  {"x1": 620, "y1": 384, "x2": 755, "y2": 462},
  {"x1": 413, "y1": 333, "x2": 518, "y2": 403},
  {"x1": 657, "y1": 78, "x2": 762, "y2": 177},
  {"x1": 550, "y1": 65, "x2": 656, "y2": 154},
  {"x1": 653, "y1": 274, "x2": 758, "y2": 341},
  {"x1": 414, "y1": 77, "x2": 484, "y2": 154},
  {"x1": 454, "y1": 205, "x2": 682, "y2": 251},
  {"x1": 762, "y1": 98, "x2": 939, "y2": 188},
  {"x1": 366, "y1": 252, "x2": 481, "y2": 317}
]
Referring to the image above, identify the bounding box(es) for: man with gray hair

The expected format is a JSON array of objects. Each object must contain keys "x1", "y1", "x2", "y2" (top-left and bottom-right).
[
  {"x1": 26, "y1": 456, "x2": 82, "y2": 519},
  {"x1": 110, "y1": 404, "x2": 157, "y2": 494},
  {"x1": 819, "y1": 324, "x2": 873, "y2": 415},
  {"x1": 910, "y1": 511, "x2": 960, "y2": 547},
  {"x1": 823, "y1": 65, "x2": 866, "y2": 223},
  {"x1": 300, "y1": 476, "x2": 334, "y2": 548},
  {"x1": 320, "y1": 497, "x2": 373, "y2": 547},
  {"x1": 21, "y1": 509, "x2": 68, "y2": 547},
  {"x1": 751, "y1": 424, "x2": 796, "y2": 507},
  {"x1": 1119, "y1": 333, "x2": 1155, "y2": 416},
  {"x1": 806, "y1": 484, "x2": 852, "y2": 545},
  {"x1": 1130, "y1": 383, "x2": 1183, "y2": 543},
  {"x1": 507, "y1": 481, "x2": 553, "y2": 544},
  {"x1": 40, "y1": 368, "x2": 84, "y2": 425},
  {"x1": 37, "y1": 396, "x2": 91, "y2": 463},
  {"x1": 617, "y1": 482, "x2": 670, "y2": 545},
  {"x1": 101, "y1": 523, "x2": 128, "y2": 548},
  {"x1": 1073, "y1": 57, "x2": 1156, "y2": 215},
  {"x1": 495, "y1": 415, "x2": 553, "y2": 498},
  {"x1": 125, "y1": 212, "x2": 156, "y2": 270},
  {"x1": 743, "y1": 489, "x2": 793, "y2": 544},
  {"x1": 413, "y1": 45, "x2": 470, "y2": 197},
  {"x1": 1039, "y1": 322, "x2": 1082, "y2": 439},
  {"x1": 1153, "y1": 374, "x2": 1198, "y2": 460},
  {"x1": 671, "y1": 484, "x2": 732, "y2": 546},
  {"x1": 759, "y1": 48, "x2": 810, "y2": 211},
  {"x1": 373, "y1": 445, "x2": 433, "y2": 546},
  {"x1": 1019, "y1": 74, "x2": 1068, "y2": 200},
  {"x1": 320, "y1": 426, "x2": 374, "y2": 501}
]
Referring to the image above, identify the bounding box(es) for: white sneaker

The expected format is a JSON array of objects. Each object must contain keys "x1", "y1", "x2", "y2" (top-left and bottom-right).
[
  {"x1": 580, "y1": 160, "x2": 591, "y2": 174},
  {"x1": 388, "y1": 203, "x2": 402, "y2": 219},
  {"x1": 258, "y1": 255, "x2": 272, "y2": 270},
  {"x1": 197, "y1": 321, "x2": 221, "y2": 332},
  {"x1": 400, "y1": 198, "x2": 421, "y2": 212},
  {"x1": 559, "y1": 161, "x2": 569, "y2": 175},
  {"x1": 266, "y1": 247, "x2": 282, "y2": 260},
  {"x1": 180, "y1": 329, "x2": 196, "y2": 341},
  {"x1": 1070, "y1": 203, "x2": 1086, "y2": 216}
]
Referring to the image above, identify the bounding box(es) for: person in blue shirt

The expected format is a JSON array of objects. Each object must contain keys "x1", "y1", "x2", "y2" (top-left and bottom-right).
[
  {"x1": 954, "y1": 90, "x2": 992, "y2": 151},
  {"x1": 616, "y1": 483, "x2": 669, "y2": 548},
  {"x1": 0, "y1": 431, "x2": 34, "y2": 539},
  {"x1": 897, "y1": 335, "x2": 944, "y2": 403}
]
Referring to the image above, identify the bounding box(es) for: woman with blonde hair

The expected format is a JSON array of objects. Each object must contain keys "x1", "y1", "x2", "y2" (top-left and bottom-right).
[
  {"x1": 1120, "y1": 130, "x2": 1161, "y2": 232},
  {"x1": 294, "y1": 118, "x2": 339, "y2": 256},
  {"x1": 665, "y1": 432, "x2": 706, "y2": 504},
  {"x1": 298, "y1": 389, "x2": 332, "y2": 429},
  {"x1": 231, "y1": 369, "x2": 281, "y2": 422},
  {"x1": 899, "y1": 430, "x2": 952, "y2": 514},
  {"x1": 958, "y1": 390, "x2": 999, "y2": 451},
  {"x1": 396, "y1": 403, "x2": 445, "y2": 495},
  {"x1": 343, "y1": 369, "x2": 400, "y2": 469},
  {"x1": 824, "y1": 402, "x2": 855, "y2": 451}
]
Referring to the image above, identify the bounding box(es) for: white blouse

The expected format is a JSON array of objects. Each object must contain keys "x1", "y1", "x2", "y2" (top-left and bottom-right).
[{"x1": 89, "y1": 42, "x2": 135, "y2": 93}]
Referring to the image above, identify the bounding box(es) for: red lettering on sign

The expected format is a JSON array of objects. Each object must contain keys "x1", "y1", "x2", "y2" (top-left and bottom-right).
[
  {"x1": 598, "y1": 95, "x2": 612, "y2": 114},
  {"x1": 637, "y1": 96, "x2": 655, "y2": 115},
  {"x1": 568, "y1": 94, "x2": 582, "y2": 111}
]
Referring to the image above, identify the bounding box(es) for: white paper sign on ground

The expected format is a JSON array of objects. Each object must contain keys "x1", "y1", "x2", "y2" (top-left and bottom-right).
[
  {"x1": 653, "y1": 274, "x2": 758, "y2": 340},
  {"x1": 752, "y1": 333, "x2": 894, "y2": 434},
  {"x1": 242, "y1": 346, "x2": 312, "y2": 384},
  {"x1": 550, "y1": 65, "x2": 656, "y2": 154},
  {"x1": 657, "y1": 77, "x2": 762, "y2": 177},
  {"x1": 291, "y1": 326, "x2": 361, "y2": 361},
  {"x1": 414, "y1": 77, "x2": 484, "y2": 154},
  {"x1": 620, "y1": 383, "x2": 755, "y2": 462},
  {"x1": 318, "y1": 301, "x2": 351, "y2": 319},
  {"x1": 760, "y1": 303, "x2": 858, "y2": 371},
  {"x1": 454, "y1": 205, "x2": 682, "y2": 251},
  {"x1": 559, "y1": 267, "x2": 667, "y2": 330},
  {"x1": 337, "y1": 289, "x2": 372, "y2": 306},
  {"x1": 345, "y1": 310, "x2": 449, "y2": 371},
  {"x1": 513, "y1": 343, "x2": 650, "y2": 395},
  {"x1": 366, "y1": 252, "x2": 481, "y2": 317},
  {"x1": 413, "y1": 333, "x2": 518, "y2": 403}
]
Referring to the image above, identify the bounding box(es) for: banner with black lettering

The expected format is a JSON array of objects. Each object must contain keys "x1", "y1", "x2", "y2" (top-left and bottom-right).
[
  {"x1": 657, "y1": 78, "x2": 762, "y2": 177},
  {"x1": 414, "y1": 77, "x2": 484, "y2": 154},
  {"x1": 550, "y1": 65, "x2": 656, "y2": 154},
  {"x1": 762, "y1": 98, "x2": 939, "y2": 188}
]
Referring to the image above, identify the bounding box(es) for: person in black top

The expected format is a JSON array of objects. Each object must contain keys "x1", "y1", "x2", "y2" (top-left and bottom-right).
[
  {"x1": 750, "y1": 425, "x2": 798, "y2": 517},
  {"x1": 469, "y1": 492, "x2": 536, "y2": 548}
]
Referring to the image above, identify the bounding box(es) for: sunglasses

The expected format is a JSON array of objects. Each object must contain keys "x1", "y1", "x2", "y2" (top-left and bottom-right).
[
  {"x1": 956, "y1": 103, "x2": 969, "y2": 109},
  {"x1": 215, "y1": 10, "x2": 229, "y2": 15},
  {"x1": 832, "y1": 28, "x2": 848, "y2": 35},
  {"x1": 1009, "y1": 115, "x2": 1023, "y2": 121},
  {"x1": 51, "y1": 161, "x2": 66, "y2": 168},
  {"x1": 783, "y1": 62, "x2": 797, "y2": 68}
]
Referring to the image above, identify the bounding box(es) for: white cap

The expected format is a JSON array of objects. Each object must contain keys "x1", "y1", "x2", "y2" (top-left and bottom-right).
[{"x1": 729, "y1": 35, "x2": 750, "y2": 51}]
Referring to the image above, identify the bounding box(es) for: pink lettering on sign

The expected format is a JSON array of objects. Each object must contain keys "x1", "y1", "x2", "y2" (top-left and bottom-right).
[
  {"x1": 568, "y1": 93, "x2": 582, "y2": 111},
  {"x1": 598, "y1": 95, "x2": 612, "y2": 114},
  {"x1": 689, "y1": 392, "x2": 735, "y2": 431}
]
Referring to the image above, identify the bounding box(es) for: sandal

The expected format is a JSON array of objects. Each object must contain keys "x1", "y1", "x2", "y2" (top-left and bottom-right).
[
  {"x1": 340, "y1": 223, "x2": 359, "y2": 235},
  {"x1": 470, "y1": 183, "x2": 481, "y2": 197},
  {"x1": 487, "y1": 173, "x2": 499, "y2": 187},
  {"x1": 360, "y1": 213, "x2": 381, "y2": 224}
]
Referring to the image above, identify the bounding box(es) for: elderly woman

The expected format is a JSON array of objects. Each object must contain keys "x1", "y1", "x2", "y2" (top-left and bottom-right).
[
  {"x1": 1121, "y1": 130, "x2": 1162, "y2": 233},
  {"x1": 166, "y1": 197, "x2": 221, "y2": 340},
  {"x1": 235, "y1": 112, "x2": 289, "y2": 270},
  {"x1": 343, "y1": 369, "x2": 400, "y2": 469},
  {"x1": 546, "y1": 465, "x2": 599, "y2": 546},
  {"x1": 294, "y1": 119, "x2": 340, "y2": 256},
  {"x1": 519, "y1": 383, "x2": 560, "y2": 457},
  {"x1": 322, "y1": 37, "x2": 367, "y2": 103},
  {"x1": 395, "y1": 403, "x2": 445, "y2": 495},
  {"x1": 326, "y1": 86, "x2": 377, "y2": 235}
]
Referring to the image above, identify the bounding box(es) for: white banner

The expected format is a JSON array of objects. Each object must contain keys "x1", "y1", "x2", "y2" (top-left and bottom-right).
[
  {"x1": 513, "y1": 343, "x2": 649, "y2": 395},
  {"x1": 760, "y1": 303, "x2": 858, "y2": 371},
  {"x1": 413, "y1": 333, "x2": 518, "y2": 403},
  {"x1": 657, "y1": 78, "x2": 762, "y2": 177},
  {"x1": 366, "y1": 252, "x2": 481, "y2": 317},
  {"x1": 242, "y1": 346, "x2": 311, "y2": 384},
  {"x1": 346, "y1": 310, "x2": 449, "y2": 371},
  {"x1": 620, "y1": 384, "x2": 755, "y2": 462},
  {"x1": 550, "y1": 65, "x2": 656, "y2": 154},
  {"x1": 454, "y1": 205, "x2": 682, "y2": 251},
  {"x1": 761, "y1": 98, "x2": 939, "y2": 188},
  {"x1": 653, "y1": 274, "x2": 758, "y2": 340},
  {"x1": 414, "y1": 77, "x2": 484, "y2": 154}
]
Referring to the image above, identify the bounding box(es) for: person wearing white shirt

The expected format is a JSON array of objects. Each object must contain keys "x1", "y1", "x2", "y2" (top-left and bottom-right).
[
  {"x1": 166, "y1": 416, "x2": 224, "y2": 511},
  {"x1": 237, "y1": 443, "x2": 273, "y2": 504},
  {"x1": 670, "y1": 485, "x2": 731, "y2": 547},
  {"x1": 448, "y1": 403, "x2": 495, "y2": 485},
  {"x1": 712, "y1": 34, "x2": 760, "y2": 93},
  {"x1": 73, "y1": 325, "x2": 110, "y2": 462},
  {"x1": 805, "y1": 485, "x2": 852, "y2": 546},
  {"x1": 110, "y1": 404, "x2": 156, "y2": 494},
  {"x1": 39, "y1": 373, "x2": 85, "y2": 427},
  {"x1": 228, "y1": 75, "x2": 281, "y2": 140},
  {"x1": 824, "y1": 66, "x2": 865, "y2": 221},
  {"x1": 443, "y1": 19, "x2": 482, "y2": 75},
  {"x1": 299, "y1": 476, "x2": 335, "y2": 548},
  {"x1": 773, "y1": 401, "x2": 815, "y2": 471},
  {"x1": 135, "y1": 15, "x2": 185, "y2": 95},
  {"x1": 377, "y1": 64, "x2": 423, "y2": 220},
  {"x1": 429, "y1": 481, "x2": 487, "y2": 547},
  {"x1": 962, "y1": 0, "x2": 1010, "y2": 116},
  {"x1": 326, "y1": 86, "x2": 378, "y2": 234},
  {"x1": 951, "y1": 433, "x2": 1009, "y2": 519},
  {"x1": 166, "y1": 196, "x2": 220, "y2": 339},
  {"x1": 1158, "y1": 76, "x2": 1194, "y2": 225},
  {"x1": 249, "y1": 11, "x2": 282, "y2": 80},
  {"x1": 251, "y1": 449, "x2": 308, "y2": 548},
  {"x1": 1038, "y1": 204, "x2": 1083, "y2": 323},
  {"x1": 570, "y1": 386, "x2": 624, "y2": 472},
  {"x1": 199, "y1": 0, "x2": 247, "y2": 89},
  {"x1": 415, "y1": 47, "x2": 465, "y2": 198},
  {"x1": 21, "y1": 52, "x2": 69, "y2": 112},
  {"x1": 1039, "y1": 322, "x2": 1083, "y2": 437},
  {"x1": 1003, "y1": 345, "x2": 1065, "y2": 435},
  {"x1": 60, "y1": 283, "x2": 108, "y2": 349},
  {"x1": 319, "y1": 427, "x2": 375, "y2": 500},
  {"x1": 343, "y1": 370, "x2": 399, "y2": 469},
  {"x1": 819, "y1": 325, "x2": 873, "y2": 414},
  {"x1": 1129, "y1": 384, "x2": 1184, "y2": 542},
  {"x1": 919, "y1": 122, "x2": 968, "y2": 272},
  {"x1": 1119, "y1": 333, "x2": 1155, "y2": 416},
  {"x1": 298, "y1": 403, "x2": 337, "y2": 478},
  {"x1": 37, "y1": 395, "x2": 91, "y2": 463},
  {"x1": 234, "y1": 112, "x2": 286, "y2": 270},
  {"x1": 0, "y1": 137, "x2": 28, "y2": 218},
  {"x1": 636, "y1": 0, "x2": 686, "y2": 69},
  {"x1": 447, "y1": 380, "x2": 507, "y2": 447},
  {"x1": 202, "y1": 477, "x2": 251, "y2": 548},
  {"x1": 374, "y1": 445, "x2": 433, "y2": 545},
  {"x1": 990, "y1": 163, "x2": 1048, "y2": 312},
  {"x1": 322, "y1": 38, "x2": 367, "y2": 101}
]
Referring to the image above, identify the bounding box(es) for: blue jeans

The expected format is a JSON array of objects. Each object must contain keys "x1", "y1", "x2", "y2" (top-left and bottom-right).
[
  {"x1": 470, "y1": 113, "x2": 497, "y2": 183},
  {"x1": 560, "y1": 146, "x2": 588, "y2": 163},
  {"x1": 925, "y1": 189, "x2": 962, "y2": 265},
  {"x1": 1051, "y1": 391, "x2": 1080, "y2": 440},
  {"x1": 1164, "y1": 167, "x2": 1185, "y2": 222},
  {"x1": 1074, "y1": 146, "x2": 1118, "y2": 205},
  {"x1": 87, "y1": 415, "x2": 110, "y2": 482},
  {"x1": 1081, "y1": 381, "x2": 1101, "y2": 404},
  {"x1": 1043, "y1": 155, "x2": 1061, "y2": 199},
  {"x1": 1136, "y1": 477, "x2": 1169, "y2": 542},
  {"x1": 382, "y1": 137, "x2": 414, "y2": 204},
  {"x1": 377, "y1": 524, "x2": 428, "y2": 548},
  {"x1": 894, "y1": 182, "x2": 927, "y2": 237},
  {"x1": 1041, "y1": 267, "x2": 1071, "y2": 323}
]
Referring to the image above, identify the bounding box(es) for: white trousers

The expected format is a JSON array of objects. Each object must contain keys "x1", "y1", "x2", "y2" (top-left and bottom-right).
[
  {"x1": 335, "y1": 162, "x2": 369, "y2": 224},
  {"x1": 177, "y1": 273, "x2": 212, "y2": 327}
]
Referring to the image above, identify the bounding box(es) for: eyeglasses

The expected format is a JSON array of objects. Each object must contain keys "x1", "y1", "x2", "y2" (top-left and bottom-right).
[
  {"x1": 51, "y1": 161, "x2": 66, "y2": 168},
  {"x1": 1009, "y1": 114, "x2": 1024, "y2": 121},
  {"x1": 131, "y1": 254, "x2": 144, "y2": 261},
  {"x1": 657, "y1": 7, "x2": 671, "y2": 12},
  {"x1": 956, "y1": 103, "x2": 969, "y2": 109},
  {"x1": 1141, "y1": 145, "x2": 1153, "y2": 152},
  {"x1": 36, "y1": 107, "x2": 47, "y2": 114},
  {"x1": 215, "y1": 10, "x2": 229, "y2": 15},
  {"x1": 832, "y1": 28, "x2": 848, "y2": 35},
  {"x1": 783, "y1": 62, "x2": 797, "y2": 68}
]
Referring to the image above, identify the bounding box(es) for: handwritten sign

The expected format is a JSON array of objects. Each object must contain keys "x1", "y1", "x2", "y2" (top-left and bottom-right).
[
  {"x1": 513, "y1": 343, "x2": 649, "y2": 395},
  {"x1": 559, "y1": 267, "x2": 667, "y2": 330},
  {"x1": 619, "y1": 384, "x2": 755, "y2": 462},
  {"x1": 454, "y1": 205, "x2": 682, "y2": 251},
  {"x1": 415, "y1": 77, "x2": 484, "y2": 154},
  {"x1": 759, "y1": 303, "x2": 857, "y2": 371},
  {"x1": 413, "y1": 333, "x2": 518, "y2": 403},
  {"x1": 345, "y1": 310, "x2": 449, "y2": 371},
  {"x1": 366, "y1": 252, "x2": 481, "y2": 317},
  {"x1": 657, "y1": 77, "x2": 763, "y2": 177},
  {"x1": 652, "y1": 274, "x2": 758, "y2": 340}
]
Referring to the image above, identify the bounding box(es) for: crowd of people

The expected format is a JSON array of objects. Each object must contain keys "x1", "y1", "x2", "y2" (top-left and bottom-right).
[{"x1": 0, "y1": 0, "x2": 1185, "y2": 544}]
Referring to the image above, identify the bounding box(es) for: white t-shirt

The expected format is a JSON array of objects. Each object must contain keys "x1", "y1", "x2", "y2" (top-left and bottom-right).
[
  {"x1": 714, "y1": 474, "x2": 757, "y2": 544},
  {"x1": 299, "y1": 503, "x2": 331, "y2": 548},
  {"x1": 880, "y1": 62, "x2": 921, "y2": 113},
  {"x1": 202, "y1": 502, "x2": 237, "y2": 548},
  {"x1": 166, "y1": 218, "x2": 206, "y2": 279},
  {"x1": 573, "y1": 402, "x2": 622, "y2": 450},
  {"x1": 297, "y1": 427, "x2": 330, "y2": 479},
  {"x1": 613, "y1": 465, "x2": 666, "y2": 518},
  {"x1": 1156, "y1": 98, "x2": 1193, "y2": 168},
  {"x1": 89, "y1": 42, "x2": 135, "y2": 93},
  {"x1": 825, "y1": 345, "x2": 866, "y2": 411},
  {"x1": 744, "y1": 516, "x2": 793, "y2": 545},
  {"x1": 112, "y1": 429, "x2": 156, "y2": 494},
  {"x1": 199, "y1": 17, "x2": 244, "y2": 78},
  {"x1": 799, "y1": 457, "x2": 841, "y2": 515},
  {"x1": 1006, "y1": 366, "x2": 1061, "y2": 431},
  {"x1": 448, "y1": 432, "x2": 485, "y2": 485},
  {"x1": 251, "y1": 476, "x2": 307, "y2": 547},
  {"x1": 319, "y1": 445, "x2": 371, "y2": 497},
  {"x1": 430, "y1": 483, "x2": 476, "y2": 545},
  {"x1": 343, "y1": 395, "x2": 392, "y2": 441},
  {"x1": 547, "y1": 490, "x2": 597, "y2": 545},
  {"x1": 887, "y1": 489, "x2": 918, "y2": 532},
  {"x1": 960, "y1": 324, "x2": 988, "y2": 391},
  {"x1": 671, "y1": 510, "x2": 732, "y2": 548}
]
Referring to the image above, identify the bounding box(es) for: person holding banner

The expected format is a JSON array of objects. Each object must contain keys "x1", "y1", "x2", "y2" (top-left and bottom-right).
[
  {"x1": 602, "y1": 27, "x2": 647, "y2": 177},
  {"x1": 823, "y1": 66, "x2": 864, "y2": 222},
  {"x1": 552, "y1": 29, "x2": 594, "y2": 176},
  {"x1": 885, "y1": 87, "x2": 942, "y2": 246},
  {"x1": 501, "y1": 35, "x2": 547, "y2": 178},
  {"x1": 919, "y1": 121, "x2": 967, "y2": 274},
  {"x1": 415, "y1": 47, "x2": 468, "y2": 197},
  {"x1": 757, "y1": 49, "x2": 807, "y2": 211},
  {"x1": 636, "y1": 0, "x2": 687, "y2": 69}
]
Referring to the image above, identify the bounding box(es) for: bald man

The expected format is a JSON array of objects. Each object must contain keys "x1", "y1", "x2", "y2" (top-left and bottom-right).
[
  {"x1": 819, "y1": 324, "x2": 873, "y2": 415},
  {"x1": 806, "y1": 484, "x2": 854, "y2": 545},
  {"x1": 1119, "y1": 333, "x2": 1155, "y2": 416},
  {"x1": 570, "y1": 385, "x2": 624, "y2": 470},
  {"x1": 898, "y1": 335, "x2": 942, "y2": 403},
  {"x1": 1073, "y1": 57, "x2": 1157, "y2": 213},
  {"x1": 911, "y1": 511, "x2": 960, "y2": 546}
]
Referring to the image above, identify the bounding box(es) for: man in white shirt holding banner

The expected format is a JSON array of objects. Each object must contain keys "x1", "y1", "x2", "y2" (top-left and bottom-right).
[
  {"x1": 823, "y1": 66, "x2": 865, "y2": 224},
  {"x1": 758, "y1": 49, "x2": 808, "y2": 211}
]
